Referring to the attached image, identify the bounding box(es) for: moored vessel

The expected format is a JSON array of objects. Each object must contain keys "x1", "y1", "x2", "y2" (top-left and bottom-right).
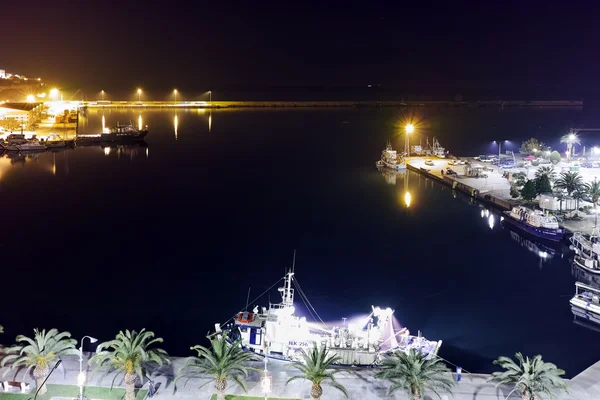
[
  {"x1": 377, "y1": 143, "x2": 406, "y2": 171},
  {"x1": 570, "y1": 282, "x2": 600, "y2": 325},
  {"x1": 502, "y1": 206, "x2": 564, "y2": 242},
  {"x1": 217, "y1": 256, "x2": 441, "y2": 366},
  {"x1": 76, "y1": 121, "x2": 148, "y2": 144}
]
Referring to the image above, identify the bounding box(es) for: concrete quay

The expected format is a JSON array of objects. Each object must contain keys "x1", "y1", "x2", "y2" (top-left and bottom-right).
[
  {"x1": 405, "y1": 157, "x2": 600, "y2": 235},
  {"x1": 0, "y1": 354, "x2": 596, "y2": 400}
]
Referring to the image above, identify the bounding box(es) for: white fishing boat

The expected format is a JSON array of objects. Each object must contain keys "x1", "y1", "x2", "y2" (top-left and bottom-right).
[
  {"x1": 218, "y1": 256, "x2": 442, "y2": 366},
  {"x1": 377, "y1": 143, "x2": 406, "y2": 171},
  {"x1": 570, "y1": 231, "x2": 600, "y2": 273},
  {"x1": 570, "y1": 282, "x2": 600, "y2": 325},
  {"x1": 432, "y1": 137, "x2": 446, "y2": 158}
]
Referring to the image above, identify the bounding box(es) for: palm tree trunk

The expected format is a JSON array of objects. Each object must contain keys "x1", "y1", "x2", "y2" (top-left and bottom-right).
[
  {"x1": 124, "y1": 373, "x2": 137, "y2": 400},
  {"x1": 33, "y1": 365, "x2": 49, "y2": 395},
  {"x1": 215, "y1": 378, "x2": 227, "y2": 400},
  {"x1": 595, "y1": 203, "x2": 598, "y2": 228},
  {"x1": 310, "y1": 383, "x2": 323, "y2": 399}
]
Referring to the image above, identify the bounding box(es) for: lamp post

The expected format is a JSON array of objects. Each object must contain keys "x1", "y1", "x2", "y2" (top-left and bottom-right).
[
  {"x1": 405, "y1": 124, "x2": 414, "y2": 156},
  {"x1": 173, "y1": 89, "x2": 178, "y2": 104},
  {"x1": 137, "y1": 88, "x2": 142, "y2": 103},
  {"x1": 261, "y1": 357, "x2": 271, "y2": 400},
  {"x1": 78, "y1": 336, "x2": 98, "y2": 400},
  {"x1": 208, "y1": 91, "x2": 212, "y2": 102},
  {"x1": 494, "y1": 140, "x2": 509, "y2": 161}
]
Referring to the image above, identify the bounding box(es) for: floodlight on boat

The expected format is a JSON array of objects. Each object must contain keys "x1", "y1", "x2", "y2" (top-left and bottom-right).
[{"x1": 539, "y1": 251, "x2": 548, "y2": 259}]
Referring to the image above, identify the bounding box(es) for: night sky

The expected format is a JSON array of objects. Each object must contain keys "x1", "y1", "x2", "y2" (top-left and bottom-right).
[{"x1": 2, "y1": 1, "x2": 600, "y2": 97}]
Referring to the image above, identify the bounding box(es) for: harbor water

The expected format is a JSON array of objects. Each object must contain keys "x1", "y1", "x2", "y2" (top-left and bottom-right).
[{"x1": 1, "y1": 106, "x2": 599, "y2": 376}]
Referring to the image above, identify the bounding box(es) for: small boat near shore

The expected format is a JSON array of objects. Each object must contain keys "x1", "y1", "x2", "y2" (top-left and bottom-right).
[
  {"x1": 570, "y1": 282, "x2": 600, "y2": 325},
  {"x1": 377, "y1": 143, "x2": 406, "y2": 171},
  {"x1": 76, "y1": 122, "x2": 148, "y2": 144},
  {"x1": 502, "y1": 206, "x2": 564, "y2": 242}
]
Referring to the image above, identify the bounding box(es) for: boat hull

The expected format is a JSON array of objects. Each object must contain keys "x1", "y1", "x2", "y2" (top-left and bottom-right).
[
  {"x1": 76, "y1": 130, "x2": 148, "y2": 144},
  {"x1": 573, "y1": 256, "x2": 600, "y2": 274},
  {"x1": 502, "y1": 212, "x2": 564, "y2": 242}
]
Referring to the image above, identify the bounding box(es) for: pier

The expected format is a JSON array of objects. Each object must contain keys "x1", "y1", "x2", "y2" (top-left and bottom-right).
[
  {"x1": 0, "y1": 353, "x2": 594, "y2": 400},
  {"x1": 81, "y1": 100, "x2": 584, "y2": 109},
  {"x1": 405, "y1": 157, "x2": 597, "y2": 235}
]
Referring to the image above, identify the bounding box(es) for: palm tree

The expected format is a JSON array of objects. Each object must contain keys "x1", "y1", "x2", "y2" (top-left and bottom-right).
[
  {"x1": 586, "y1": 179, "x2": 600, "y2": 227},
  {"x1": 286, "y1": 344, "x2": 348, "y2": 400},
  {"x1": 375, "y1": 349, "x2": 455, "y2": 400},
  {"x1": 560, "y1": 131, "x2": 580, "y2": 160},
  {"x1": 175, "y1": 333, "x2": 256, "y2": 400},
  {"x1": 1, "y1": 328, "x2": 78, "y2": 395},
  {"x1": 90, "y1": 329, "x2": 169, "y2": 400},
  {"x1": 534, "y1": 166, "x2": 557, "y2": 182},
  {"x1": 491, "y1": 353, "x2": 567, "y2": 400},
  {"x1": 553, "y1": 171, "x2": 584, "y2": 196}
]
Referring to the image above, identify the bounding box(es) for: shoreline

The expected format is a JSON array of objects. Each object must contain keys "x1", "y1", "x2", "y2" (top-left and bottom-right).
[{"x1": 80, "y1": 100, "x2": 584, "y2": 109}]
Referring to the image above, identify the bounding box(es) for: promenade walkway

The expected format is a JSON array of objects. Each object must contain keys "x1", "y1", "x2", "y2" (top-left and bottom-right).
[{"x1": 0, "y1": 354, "x2": 595, "y2": 400}]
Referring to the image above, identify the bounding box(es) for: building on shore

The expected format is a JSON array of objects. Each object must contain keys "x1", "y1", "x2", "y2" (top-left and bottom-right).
[{"x1": 0, "y1": 102, "x2": 43, "y2": 128}]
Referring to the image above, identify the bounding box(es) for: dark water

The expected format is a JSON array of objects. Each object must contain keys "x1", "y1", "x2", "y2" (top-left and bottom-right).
[{"x1": 2, "y1": 107, "x2": 599, "y2": 377}]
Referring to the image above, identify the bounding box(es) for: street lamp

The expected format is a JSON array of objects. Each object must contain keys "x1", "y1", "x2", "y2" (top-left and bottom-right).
[
  {"x1": 405, "y1": 124, "x2": 414, "y2": 156},
  {"x1": 78, "y1": 336, "x2": 98, "y2": 400},
  {"x1": 26, "y1": 95, "x2": 35, "y2": 103},
  {"x1": 50, "y1": 88, "x2": 59, "y2": 100},
  {"x1": 208, "y1": 90, "x2": 212, "y2": 102},
  {"x1": 173, "y1": 89, "x2": 178, "y2": 103},
  {"x1": 137, "y1": 88, "x2": 142, "y2": 103},
  {"x1": 494, "y1": 140, "x2": 509, "y2": 160}
]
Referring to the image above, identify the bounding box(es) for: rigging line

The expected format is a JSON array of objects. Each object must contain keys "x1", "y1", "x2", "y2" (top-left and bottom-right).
[
  {"x1": 293, "y1": 278, "x2": 329, "y2": 329},
  {"x1": 434, "y1": 354, "x2": 472, "y2": 375},
  {"x1": 220, "y1": 277, "x2": 284, "y2": 327},
  {"x1": 297, "y1": 288, "x2": 318, "y2": 322}
]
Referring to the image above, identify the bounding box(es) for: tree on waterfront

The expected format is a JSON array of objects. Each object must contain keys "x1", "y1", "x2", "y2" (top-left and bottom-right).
[
  {"x1": 375, "y1": 348, "x2": 455, "y2": 400},
  {"x1": 585, "y1": 179, "x2": 600, "y2": 227},
  {"x1": 511, "y1": 172, "x2": 527, "y2": 189},
  {"x1": 549, "y1": 151, "x2": 561, "y2": 164},
  {"x1": 175, "y1": 333, "x2": 256, "y2": 400},
  {"x1": 491, "y1": 353, "x2": 567, "y2": 400},
  {"x1": 90, "y1": 329, "x2": 169, "y2": 400},
  {"x1": 520, "y1": 180, "x2": 537, "y2": 201},
  {"x1": 560, "y1": 132, "x2": 580, "y2": 160},
  {"x1": 534, "y1": 175, "x2": 552, "y2": 195},
  {"x1": 1, "y1": 328, "x2": 78, "y2": 395},
  {"x1": 510, "y1": 185, "x2": 520, "y2": 198},
  {"x1": 0, "y1": 118, "x2": 22, "y2": 132},
  {"x1": 286, "y1": 344, "x2": 348, "y2": 400},
  {"x1": 534, "y1": 166, "x2": 557, "y2": 182},
  {"x1": 554, "y1": 171, "x2": 585, "y2": 196},
  {"x1": 520, "y1": 138, "x2": 545, "y2": 155}
]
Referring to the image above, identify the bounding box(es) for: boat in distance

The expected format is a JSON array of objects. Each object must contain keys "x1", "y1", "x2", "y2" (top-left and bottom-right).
[
  {"x1": 502, "y1": 206, "x2": 564, "y2": 242},
  {"x1": 76, "y1": 121, "x2": 148, "y2": 144},
  {"x1": 216, "y1": 259, "x2": 441, "y2": 366}
]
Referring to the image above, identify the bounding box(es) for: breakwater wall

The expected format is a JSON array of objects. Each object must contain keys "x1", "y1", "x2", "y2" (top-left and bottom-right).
[{"x1": 83, "y1": 100, "x2": 584, "y2": 109}]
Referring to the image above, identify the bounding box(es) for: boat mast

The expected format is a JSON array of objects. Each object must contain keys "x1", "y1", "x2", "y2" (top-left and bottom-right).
[{"x1": 281, "y1": 251, "x2": 296, "y2": 307}]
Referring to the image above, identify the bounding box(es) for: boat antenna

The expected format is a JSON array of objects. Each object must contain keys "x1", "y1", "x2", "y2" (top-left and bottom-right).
[
  {"x1": 292, "y1": 249, "x2": 296, "y2": 273},
  {"x1": 245, "y1": 287, "x2": 251, "y2": 311}
]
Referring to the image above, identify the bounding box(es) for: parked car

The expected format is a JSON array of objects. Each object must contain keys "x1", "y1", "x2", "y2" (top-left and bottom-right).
[
  {"x1": 480, "y1": 157, "x2": 496, "y2": 163},
  {"x1": 474, "y1": 155, "x2": 486, "y2": 161},
  {"x1": 425, "y1": 159, "x2": 434, "y2": 166}
]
